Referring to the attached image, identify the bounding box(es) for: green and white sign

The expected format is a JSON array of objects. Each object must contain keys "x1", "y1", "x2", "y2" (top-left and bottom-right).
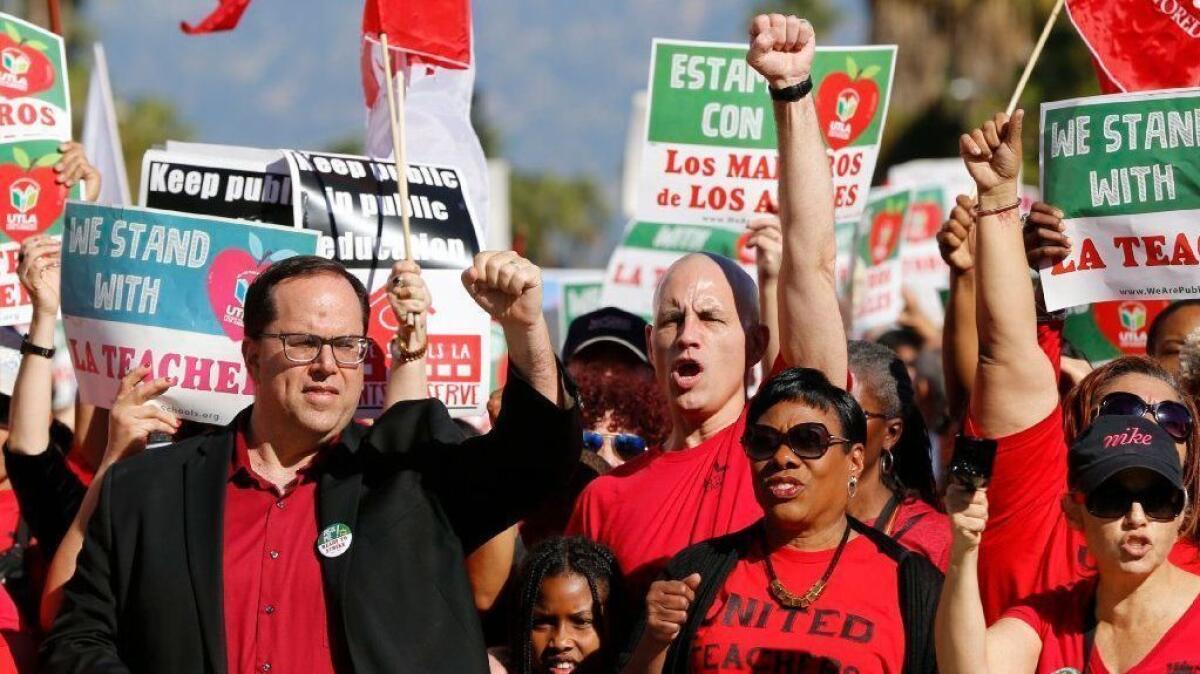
[
  {"x1": 600, "y1": 219, "x2": 757, "y2": 321},
  {"x1": 636, "y1": 39, "x2": 896, "y2": 229},
  {"x1": 0, "y1": 13, "x2": 70, "y2": 141},
  {"x1": 851, "y1": 187, "x2": 909, "y2": 336},
  {"x1": 1039, "y1": 88, "x2": 1200, "y2": 311}
]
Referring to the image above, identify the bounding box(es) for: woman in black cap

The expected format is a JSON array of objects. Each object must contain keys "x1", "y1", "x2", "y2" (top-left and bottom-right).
[{"x1": 938, "y1": 414, "x2": 1200, "y2": 672}]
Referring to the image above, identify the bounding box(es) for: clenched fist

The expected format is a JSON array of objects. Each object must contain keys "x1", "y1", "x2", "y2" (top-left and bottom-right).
[
  {"x1": 461, "y1": 251, "x2": 544, "y2": 330},
  {"x1": 645, "y1": 573, "x2": 701, "y2": 645},
  {"x1": 747, "y1": 14, "x2": 816, "y2": 89},
  {"x1": 745, "y1": 216, "x2": 783, "y2": 281},
  {"x1": 960, "y1": 110, "x2": 1024, "y2": 202},
  {"x1": 945, "y1": 484, "x2": 989, "y2": 555},
  {"x1": 1023, "y1": 202, "x2": 1069, "y2": 269},
  {"x1": 936, "y1": 195, "x2": 977, "y2": 273}
]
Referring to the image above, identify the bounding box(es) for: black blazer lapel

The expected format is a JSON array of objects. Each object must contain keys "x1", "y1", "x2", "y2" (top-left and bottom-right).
[
  {"x1": 317, "y1": 425, "x2": 366, "y2": 657},
  {"x1": 183, "y1": 428, "x2": 234, "y2": 674}
]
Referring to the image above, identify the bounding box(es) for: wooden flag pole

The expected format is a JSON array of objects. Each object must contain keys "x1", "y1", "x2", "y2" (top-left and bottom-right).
[
  {"x1": 1006, "y1": 0, "x2": 1066, "y2": 115},
  {"x1": 379, "y1": 33, "x2": 414, "y2": 260},
  {"x1": 379, "y1": 33, "x2": 417, "y2": 326},
  {"x1": 47, "y1": 0, "x2": 63, "y2": 34}
]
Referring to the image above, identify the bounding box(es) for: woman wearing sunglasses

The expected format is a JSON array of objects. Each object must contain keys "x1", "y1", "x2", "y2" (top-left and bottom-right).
[
  {"x1": 619, "y1": 368, "x2": 940, "y2": 674},
  {"x1": 938, "y1": 414, "x2": 1200, "y2": 672},
  {"x1": 952, "y1": 109, "x2": 1200, "y2": 624}
]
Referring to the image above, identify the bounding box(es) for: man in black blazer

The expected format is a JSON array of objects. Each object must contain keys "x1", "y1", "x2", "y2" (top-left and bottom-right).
[{"x1": 42, "y1": 252, "x2": 581, "y2": 674}]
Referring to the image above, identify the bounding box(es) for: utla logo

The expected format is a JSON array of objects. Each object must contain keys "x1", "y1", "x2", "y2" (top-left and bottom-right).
[
  {"x1": 1118, "y1": 301, "x2": 1148, "y2": 349},
  {"x1": 815, "y1": 57, "x2": 882, "y2": 150},
  {"x1": 206, "y1": 233, "x2": 298, "y2": 341},
  {"x1": 0, "y1": 146, "x2": 64, "y2": 242},
  {"x1": 0, "y1": 22, "x2": 55, "y2": 98},
  {"x1": 905, "y1": 200, "x2": 943, "y2": 241}
]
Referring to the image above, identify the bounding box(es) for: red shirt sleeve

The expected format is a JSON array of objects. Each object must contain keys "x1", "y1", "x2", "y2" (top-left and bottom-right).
[
  {"x1": 972, "y1": 406, "x2": 1081, "y2": 623},
  {"x1": 1037, "y1": 317, "x2": 1064, "y2": 376},
  {"x1": 564, "y1": 483, "x2": 597, "y2": 538}
]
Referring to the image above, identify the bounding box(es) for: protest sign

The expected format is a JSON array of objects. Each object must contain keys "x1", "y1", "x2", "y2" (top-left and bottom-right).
[
  {"x1": 899, "y1": 185, "x2": 949, "y2": 325},
  {"x1": 541, "y1": 269, "x2": 605, "y2": 349},
  {"x1": 140, "y1": 148, "x2": 294, "y2": 225},
  {"x1": 284, "y1": 150, "x2": 483, "y2": 271},
  {"x1": 0, "y1": 13, "x2": 69, "y2": 142},
  {"x1": 636, "y1": 40, "x2": 896, "y2": 229},
  {"x1": 851, "y1": 187, "x2": 909, "y2": 336},
  {"x1": 1039, "y1": 88, "x2": 1200, "y2": 311},
  {"x1": 60, "y1": 202, "x2": 318, "y2": 424},
  {"x1": 135, "y1": 142, "x2": 493, "y2": 418},
  {"x1": 835, "y1": 218, "x2": 857, "y2": 299},
  {"x1": 601, "y1": 220, "x2": 756, "y2": 321},
  {"x1": 0, "y1": 139, "x2": 83, "y2": 325},
  {"x1": 1063, "y1": 299, "x2": 1172, "y2": 361}
]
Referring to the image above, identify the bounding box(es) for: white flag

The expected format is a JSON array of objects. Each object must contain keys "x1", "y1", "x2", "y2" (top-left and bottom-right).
[
  {"x1": 82, "y1": 43, "x2": 131, "y2": 205},
  {"x1": 362, "y1": 35, "x2": 489, "y2": 238}
]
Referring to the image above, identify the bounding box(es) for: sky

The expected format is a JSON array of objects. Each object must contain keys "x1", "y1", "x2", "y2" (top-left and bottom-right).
[{"x1": 83, "y1": 0, "x2": 866, "y2": 253}]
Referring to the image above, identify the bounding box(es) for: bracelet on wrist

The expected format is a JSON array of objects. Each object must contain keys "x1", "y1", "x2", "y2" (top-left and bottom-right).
[
  {"x1": 20, "y1": 334, "x2": 55, "y2": 359},
  {"x1": 973, "y1": 200, "x2": 1021, "y2": 217},
  {"x1": 389, "y1": 337, "x2": 427, "y2": 364},
  {"x1": 768, "y1": 76, "x2": 813, "y2": 102}
]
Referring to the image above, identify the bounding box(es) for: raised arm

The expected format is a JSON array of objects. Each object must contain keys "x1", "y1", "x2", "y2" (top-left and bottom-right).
[
  {"x1": 937, "y1": 195, "x2": 978, "y2": 419},
  {"x1": 936, "y1": 485, "x2": 1040, "y2": 674},
  {"x1": 383, "y1": 260, "x2": 431, "y2": 406},
  {"x1": 7, "y1": 236, "x2": 62, "y2": 456},
  {"x1": 962, "y1": 111, "x2": 1058, "y2": 436},
  {"x1": 462, "y1": 251, "x2": 561, "y2": 404},
  {"x1": 747, "y1": 14, "x2": 845, "y2": 382},
  {"x1": 746, "y1": 216, "x2": 782, "y2": 373}
]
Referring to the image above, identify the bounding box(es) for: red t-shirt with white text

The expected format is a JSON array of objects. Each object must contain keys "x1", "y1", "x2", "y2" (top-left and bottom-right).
[
  {"x1": 864, "y1": 497, "x2": 951, "y2": 572},
  {"x1": 566, "y1": 408, "x2": 761, "y2": 597},
  {"x1": 690, "y1": 535, "x2": 905, "y2": 673},
  {"x1": 1004, "y1": 578, "x2": 1200, "y2": 673}
]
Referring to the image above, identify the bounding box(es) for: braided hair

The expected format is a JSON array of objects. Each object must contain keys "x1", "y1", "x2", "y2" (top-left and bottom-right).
[{"x1": 510, "y1": 536, "x2": 626, "y2": 674}]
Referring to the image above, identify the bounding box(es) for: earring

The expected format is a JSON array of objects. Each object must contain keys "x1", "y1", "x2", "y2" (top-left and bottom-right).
[
  {"x1": 880, "y1": 449, "x2": 895, "y2": 475},
  {"x1": 848, "y1": 476, "x2": 859, "y2": 498}
]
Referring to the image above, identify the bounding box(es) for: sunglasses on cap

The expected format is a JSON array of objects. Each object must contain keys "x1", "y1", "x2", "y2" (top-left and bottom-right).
[
  {"x1": 583, "y1": 432, "x2": 647, "y2": 458},
  {"x1": 1097, "y1": 392, "x2": 1193, "y2": 442},
  {"x1": 1074, "y1": 480, "x2": 1188, "y2": 521},
  {"x1": 741, "y1": 422, "x2": 851, "y2": 461}
]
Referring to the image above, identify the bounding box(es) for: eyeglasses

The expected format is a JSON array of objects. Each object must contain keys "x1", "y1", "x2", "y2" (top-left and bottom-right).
[
  {"x1": 741, "y1": 422, "x2": 851, "y2": 461},
  {"x1": 259, "y1": 332, "x2": 371, "y2": 365},
  {"x1": 583, "y1": 432, "x2": 647, "y2": 458},
  {"x1": 1076, "y1": 481, "x2": 1187, "y2": 521},
  {"x1": 1097, "y1": 392, "x2": 1193, "y2": 442}
]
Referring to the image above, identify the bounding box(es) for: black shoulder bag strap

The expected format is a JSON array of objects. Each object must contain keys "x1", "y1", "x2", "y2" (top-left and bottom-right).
[{"x1": 873, "y1": 493, "x2": 902, "y2": 534}]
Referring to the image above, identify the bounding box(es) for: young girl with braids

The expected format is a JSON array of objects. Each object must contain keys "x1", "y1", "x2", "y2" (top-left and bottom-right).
[{"x1": 503, "y1": 537, "x2": 627, "y2": 674}]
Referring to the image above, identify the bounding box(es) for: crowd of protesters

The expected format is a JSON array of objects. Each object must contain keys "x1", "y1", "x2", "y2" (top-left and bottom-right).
[{"x1": 0, "y1": 11, "x2": 1194, "y2": 674}]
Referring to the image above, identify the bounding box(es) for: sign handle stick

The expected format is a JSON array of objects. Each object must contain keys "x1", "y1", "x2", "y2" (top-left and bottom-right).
[
  {"x1": 1006, "y1": 0, "x2": 1066, "y2": 115},
  {"x1": 967, "y1": 0, "x2": 1065, "y2": 201},
  {"x1": 380, "y1": 33, "x2": 417, "y2": 326},
  {"x1": 48, "y1": 0, "x2": 62, "y2": 34}
]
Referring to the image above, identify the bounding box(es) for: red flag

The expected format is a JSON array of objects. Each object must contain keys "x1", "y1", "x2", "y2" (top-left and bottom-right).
[
  {"x1": 180, "y1": 0, "x2": 252, "y2": 34},
  {"x1": 1066, "y1": 0, "x2": 1200, "y2": 92},
  {"x1": 362, "y1": 0, "x2": 471, "y2": 69}
]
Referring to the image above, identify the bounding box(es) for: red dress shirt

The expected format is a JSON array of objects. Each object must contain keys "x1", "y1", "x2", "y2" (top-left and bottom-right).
[{"x1": 222, "y1": 429, "x2": 336, "y2": 674}]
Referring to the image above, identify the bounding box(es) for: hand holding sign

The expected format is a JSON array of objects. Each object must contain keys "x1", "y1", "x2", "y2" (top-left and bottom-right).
[
  {"x1": 959, "y1": 110, "x2": 1023, "y2": 204},
  {"x1": 54, "y1": 142, "x2": 101, "y2": 203},
  {"x1": 388, "y1": 259, "x2": 429, "y2": 355},
  {"x1": 17, "y1": 235, "x2": 59, "y2": 319},
  {"x1": 1023, "y1": 202, "x2": 1069, "y2": 269},
  {"x1": 747, "y1": 14, "x2": 815, "y2": 89},
  {"x1": 462, "y1": 251, "x2": 543, "y2": 330},
  {"x1": 105, "y1": 366, "x2": 179, "y2": 467}
]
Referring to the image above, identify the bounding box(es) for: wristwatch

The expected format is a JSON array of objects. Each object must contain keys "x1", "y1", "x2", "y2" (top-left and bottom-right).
[
  {"x1": 769, "y1": 76, "x2": 813, "y2": 102},
  {"x1": 20, "y1": 334, "x2": 55, "y2": 359}
]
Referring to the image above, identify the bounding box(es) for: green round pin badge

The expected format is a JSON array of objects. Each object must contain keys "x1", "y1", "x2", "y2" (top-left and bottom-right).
[{"x1": 317, "y1": 522, "x2": 353, "y2": 558}]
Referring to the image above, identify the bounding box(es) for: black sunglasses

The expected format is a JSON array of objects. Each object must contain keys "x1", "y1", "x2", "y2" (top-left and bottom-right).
[
  {"x1": 741, "y1": 422, "x2": 850, "y2": 461},
  {"x1": 583, "y1": 432, "x2": 647, "y2": 458},
  {"x1": 1080, "y1": 480, "x2": 1187, "y2": 521},
  {"x1": 1097, "y1": 392, "x2": 1193, "y2": 442}
]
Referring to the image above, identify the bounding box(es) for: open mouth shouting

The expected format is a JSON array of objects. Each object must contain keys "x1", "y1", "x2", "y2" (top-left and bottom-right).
[{"x1": 671, "y1": 357, "x2": 704, "y2": 390}]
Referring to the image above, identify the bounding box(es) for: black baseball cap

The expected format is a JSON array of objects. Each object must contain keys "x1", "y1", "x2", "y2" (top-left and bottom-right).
[
  {"x1": 563, "y1": 307, "x2": 649, "y2": 364},
  {"x1": 1069, "y1": 414, "x2": 1183, "y2": 494}
]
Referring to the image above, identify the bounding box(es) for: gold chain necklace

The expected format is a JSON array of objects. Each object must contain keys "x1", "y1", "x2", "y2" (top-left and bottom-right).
[{"x1": 760, "y1": 522, "x2": 852, "y2": 610}]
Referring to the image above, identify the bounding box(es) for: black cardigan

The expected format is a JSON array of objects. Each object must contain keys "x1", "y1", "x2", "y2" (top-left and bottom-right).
[{"x1": 619, "y1": 517, "x2": 943, "y2": 674}]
